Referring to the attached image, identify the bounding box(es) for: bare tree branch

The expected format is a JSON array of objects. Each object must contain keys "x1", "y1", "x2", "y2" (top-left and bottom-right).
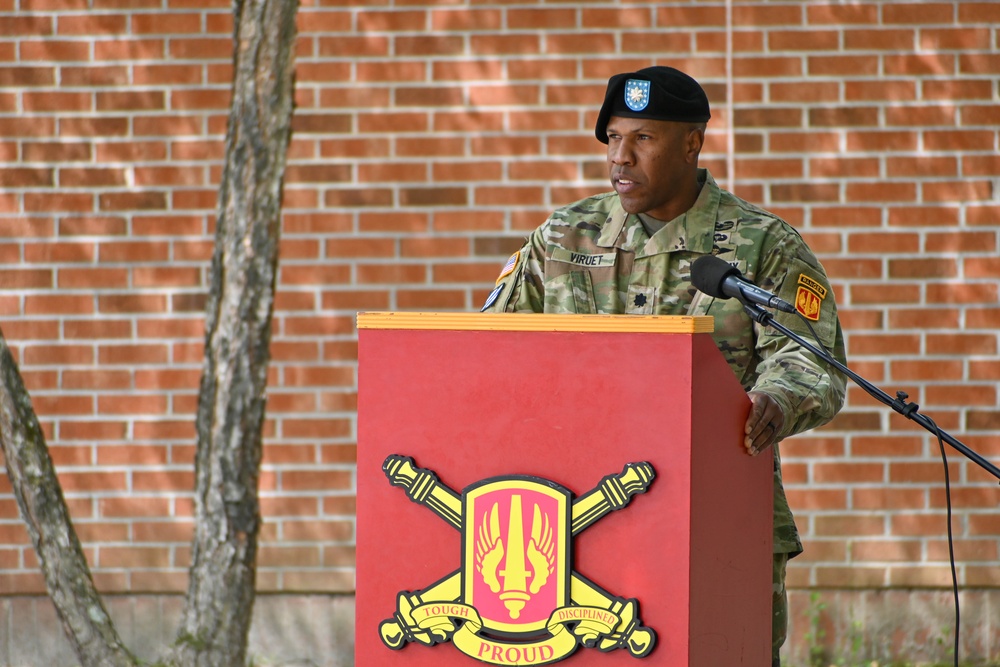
[{"x1": 0, "y1": 338, "x2": 137, "y2": 667}]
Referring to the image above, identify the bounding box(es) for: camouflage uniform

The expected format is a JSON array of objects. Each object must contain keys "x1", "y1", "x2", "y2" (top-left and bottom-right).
[{"x1": 483, "y1": 168, "x2": 847, "y2": 660}]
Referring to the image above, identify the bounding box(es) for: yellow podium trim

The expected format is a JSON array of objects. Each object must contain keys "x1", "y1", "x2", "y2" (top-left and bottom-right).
[{"x1": 357, "y1": 312, "x2": 714, "y2": 334}]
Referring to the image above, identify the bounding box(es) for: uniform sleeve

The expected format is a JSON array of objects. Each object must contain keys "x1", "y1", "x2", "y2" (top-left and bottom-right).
[
  {"x1": 480, "y1": 228, "x2": 547, "y2": 313},
  {"x1": 749, "y1": 234, "x2": 848, "y2": 439}
]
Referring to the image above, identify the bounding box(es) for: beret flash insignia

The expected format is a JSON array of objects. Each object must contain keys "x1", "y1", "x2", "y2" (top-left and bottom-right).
[{"x1": 624, "y1": 79, "x2": 650, "y2": 112}]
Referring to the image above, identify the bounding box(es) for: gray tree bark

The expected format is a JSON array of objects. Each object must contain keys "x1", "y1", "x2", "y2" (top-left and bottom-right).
[
  {"x1": 0, "y1": 0, "x2": 298, "y2": 663},
  {"x1": 171, "y1": 0, "x2": 298, "y2": 663},
  {"x1": 0, "y1": 341, "x2": 137, "y2": 666}
]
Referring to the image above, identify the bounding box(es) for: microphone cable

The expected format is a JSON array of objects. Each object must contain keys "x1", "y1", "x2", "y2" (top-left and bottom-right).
[
  {"x1": 928, "y1": 413, "x2": 960, "y2": 667},
  {"x1": 786, "y1": 310, "x2": 962, "y2": 667}
]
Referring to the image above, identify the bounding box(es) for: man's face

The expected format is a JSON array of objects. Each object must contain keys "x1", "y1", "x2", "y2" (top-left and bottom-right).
[{"x1": 605, "y1": 116, "x2": 703, "y2": 220}]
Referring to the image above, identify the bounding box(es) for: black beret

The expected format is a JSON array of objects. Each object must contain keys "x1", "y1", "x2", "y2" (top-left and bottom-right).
[{"x1": 594, "y1": 66, "x2": 711, "y2": 144}]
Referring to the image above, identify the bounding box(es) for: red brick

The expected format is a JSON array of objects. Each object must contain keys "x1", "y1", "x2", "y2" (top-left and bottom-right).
[
  {"x1": 958, "y1": 52, "x2": 1000, "y2": 74},
  {"x1": 846, "y1": 333, "x2": 922, "y2": 356},
  {"x1": 294, "y1": 10, "x2": 350, "y2": 34},
  {"x1": 770, "y1": 182, "x2": 839, "y2": 203},
  {"x1": 889, "y1": 359, "x2": 963, "y2": 381},
  {"x1": 810, "y1": 206, "x2": 883, "y2": 227},
  {"x1": 100, "y1": 546, "x2": 171, "y2": 568},
  {"x1": 967, "y1": 307, "x2": 1000, "y2": 330},
  {"x1": 57, "y1": 267, "x2": 128, "y2": 289},
  {"x1": 0, "y1": 572, "x2": 47, "y2": 594},
  {"x1": 809, "y1": 56, "x2": 880, "y2": 77},
  {"x1": 319, "y1": 444, "x2": 356, "y2": 464},
  {"x1": 845, "y1": 130, "x2": 919, "y2": 152},
  {"x1": 399, "y1": 237, "x2": 468, "y2": 259},
  {"x1": 282, "y1": 570, "x2": 354, "y2": 593},
  {"x1": 58, "y1": 471, "x2": 128, "y2": 493},
  {"x1": 926, "y1": 333, "x2": 996, "y2": 355},
  {"x1": 0, "y1": 167, "x2": 54, "y2": 187},
  {"x1": 133, "y1": 521, "x2": 193, "y2": 543},
  {"x1": 282, "y1": 469, "x2": 353, "y2": 491},
  {"x1": 846, "y1": 182, "x2": 917, "y2": 203},
  {"x1": 851, "y1": 436, "x2": 925, "y2": 458},
  {"x1": 396, "y1": 289, "x2": 467, "y2": 310},
  {"x1": 322, "y1": 546, "x2": 356, "y2": 567},
  {"x1": 884, "y1": 3, "x2": 954, "y2": 23},
  {"x1": 890, "y1": 462, "x2": 963, "y2": 484},
  {"x1": 852, "y1": 539, "x2": 923, "y2": 562},
  {"x1": 888, "y1": 257, "x2": 957, "y2": 279},
  {"x1": 814, "y1": 515, "x2": 885, "y2": 537},
  {"x1": 853, "y1": 488, "x2": 927, "y2": 511},
  {"x1": 783, "y1": 488, "x2": 847, "y2": 511},
  {"x1": 259, "y1": 496, "x2": 319, "y2": 519},
  {"x1": 351, "y1": 262, "x2": 423, "y2": 285},
  {"x1": 928, "y1": 538, "x2": 997, "y2": 563},
  {"x1": 821, "y1": 258, "x2": 882, "y2": 280},
  {"x1": 847, "y1": 232, "x2": 920, "y2": 254},
  {"x1": 842, "y1": 28, "x2": 915, "y2": 51},
  {"x1": 891, "y1": 513, "x2": 961, "y2": 537},
  {"x1": 318, "y1": 289, "x2": 388, "y2": 311},
  {"x1": 282, "y1": 315, "x2": 354, "y2": 337},
  {"x1": 887, "y1": 566, "x2": 955, "y2": 587},
  {"x1": 132, "y1": 470, "x2": 193, "y2": 492},
  {"x1": 968, "y1": 513, "x2": 1000, "y2": 536}
]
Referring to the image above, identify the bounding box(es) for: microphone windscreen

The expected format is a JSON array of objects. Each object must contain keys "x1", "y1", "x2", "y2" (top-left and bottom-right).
[{"x1": 691, "y1": 255, "x2": 740, "y2": 299}]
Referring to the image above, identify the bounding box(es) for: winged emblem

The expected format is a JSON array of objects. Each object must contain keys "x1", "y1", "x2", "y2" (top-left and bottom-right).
[
  {"x1": 527, "y1": 502, "x2": 554, "y2": 594},
  {"x1": 475, "y1": 496, "x2": 555, "y2": 619},
  {"x1": 476, "y1": 501, "x2": 505, "y2": 593}
]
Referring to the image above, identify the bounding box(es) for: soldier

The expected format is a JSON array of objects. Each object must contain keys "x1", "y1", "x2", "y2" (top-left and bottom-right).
[{"x1": 481, "y1": 65, "x2": 847, "y2": 666}]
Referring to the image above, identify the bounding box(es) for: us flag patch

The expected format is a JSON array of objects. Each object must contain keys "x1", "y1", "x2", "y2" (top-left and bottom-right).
[{"x1": 496, "y1": 251, "x2": 519, "y2": 284}]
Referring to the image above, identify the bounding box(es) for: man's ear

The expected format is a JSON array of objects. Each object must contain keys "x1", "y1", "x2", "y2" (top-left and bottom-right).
[{"x1": 686, "y1": 127, "x2": 705, "y2": 164}]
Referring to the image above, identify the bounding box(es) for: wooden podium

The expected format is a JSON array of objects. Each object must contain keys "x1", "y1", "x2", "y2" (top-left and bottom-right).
[{"x1": 356, "y1": 313, "x2": 772, "y2": 666}]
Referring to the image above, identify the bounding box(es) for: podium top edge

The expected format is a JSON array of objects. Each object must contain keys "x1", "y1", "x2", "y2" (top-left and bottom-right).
[{"x1": 356, "y1": 312, "x2": 715, "y2": 334}]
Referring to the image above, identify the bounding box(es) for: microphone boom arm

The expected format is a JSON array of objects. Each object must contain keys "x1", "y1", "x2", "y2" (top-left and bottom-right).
[{"x1": 743, "y1": 303, "x2": 1000, "y2": 482}]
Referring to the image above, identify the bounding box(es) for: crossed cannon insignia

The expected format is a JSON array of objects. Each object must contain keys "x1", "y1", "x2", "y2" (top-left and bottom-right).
[{"x1": 378, "y1": 454, "x2": 657, "y2": 665}]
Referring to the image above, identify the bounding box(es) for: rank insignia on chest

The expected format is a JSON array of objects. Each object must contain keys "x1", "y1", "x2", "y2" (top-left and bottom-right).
[{"x1": 795, "y1": 274, "x2": 827, "y2": 321}]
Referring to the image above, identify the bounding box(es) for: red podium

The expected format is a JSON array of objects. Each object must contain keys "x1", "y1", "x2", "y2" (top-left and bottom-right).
[{"x1": 356, "y1": 313, "x2": 772, "y2": 666}]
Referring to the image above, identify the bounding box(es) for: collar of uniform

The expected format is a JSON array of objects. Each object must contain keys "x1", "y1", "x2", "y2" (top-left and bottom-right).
[
  {"x1": 687, "y1": 168, "x2": 722, "y2": 254},
  {"x1": 641, "y1": 169, "x2": 720, "y2": 256},
  {"x1": 596, "y1": 201, "x2": 630, "y2": 248}
]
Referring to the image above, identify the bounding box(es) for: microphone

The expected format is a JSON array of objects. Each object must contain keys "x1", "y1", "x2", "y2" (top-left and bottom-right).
[{"x1": 691, "y1": 255, "x2": 797, "y2": 314}]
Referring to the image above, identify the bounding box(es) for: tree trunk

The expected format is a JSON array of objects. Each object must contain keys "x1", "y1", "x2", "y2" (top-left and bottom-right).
[
  {"x1": 171, "y1": 0, "x2": 298, "y2": 663},
  {"x1": 0, "y1": 339, "x2": 137, "y2": 667}
]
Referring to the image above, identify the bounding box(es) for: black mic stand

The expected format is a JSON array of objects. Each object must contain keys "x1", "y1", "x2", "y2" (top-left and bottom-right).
[{"x1": 742, "y1": 303, "x2": 1000, "y2": 482}]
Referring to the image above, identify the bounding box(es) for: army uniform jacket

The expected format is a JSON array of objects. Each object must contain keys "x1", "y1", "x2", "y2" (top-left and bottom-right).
[{"x1": 483, "y1": 169, "x2": 847, "y2": 554}]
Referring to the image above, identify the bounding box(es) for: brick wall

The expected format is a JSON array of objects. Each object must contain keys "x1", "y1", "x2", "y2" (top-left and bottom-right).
[{"x1": 1, "y1": 0, "x2": 999, "y2": 659}]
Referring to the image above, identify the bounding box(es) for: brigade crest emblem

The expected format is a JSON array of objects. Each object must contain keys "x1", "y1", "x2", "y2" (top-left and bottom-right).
[
  {"x1": 378, "y1": 455, "x2": 657, "y2": 665},
  {"x1": 795, "y1": 274, "x2": 827, "y2": 322}
]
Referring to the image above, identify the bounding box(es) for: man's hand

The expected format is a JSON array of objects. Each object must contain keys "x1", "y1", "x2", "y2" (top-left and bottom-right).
[{"x1": 745, "y1": 391, "x2": 784, "y2": 457}]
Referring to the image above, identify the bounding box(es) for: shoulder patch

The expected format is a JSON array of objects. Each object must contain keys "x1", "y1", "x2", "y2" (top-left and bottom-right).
[
  {"x1": 496, "y1": 251, "x2": 519, "y2": 284},
  {"x1": 480, "y1": 283, "x2": 505, "y2": 312},
  {"x1": 795, "y1": 274, "x2": 826, "y2": 321}
]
